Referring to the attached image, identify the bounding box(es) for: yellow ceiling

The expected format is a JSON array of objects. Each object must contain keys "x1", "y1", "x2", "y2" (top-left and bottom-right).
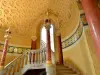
[{"x1": 0, "y1": 0, "x2": 79, "y2": 39}]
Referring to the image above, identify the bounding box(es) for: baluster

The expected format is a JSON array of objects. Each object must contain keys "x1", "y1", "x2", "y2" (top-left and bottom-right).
[
  {"x1": 22, "y1": 56, "x2": 24, "y2": 68},
  {"x1": 13, "y1": 61, "x2": 17, "y2": 73},
  {"x1": 38, "y1": 51, "x2": 40, "y2": 63},
  {"x1": 29, "y1": 52, "x2": 32, "y2": 64},
  {"x1": 40, "y1": 51, "x2": 42, "y2": 63},
  {"x1": 7, "y1": 66, "x2": 11, "y2": 75},
  {"x1": 4, "y1": 68, "x2": 8, "y2": 75},
  {"x1": 5, "y1": 68, "x2": 9, "y2": 75},
  {"x1": 31, "y1": 52, "x2": 33, "y2": 64},
  {"x1": 16, "y1": 60, "x2": 18, "y2": 72},
  {"x1": 9, "y1": 66, "x2": 12, "y2": 75},
  {"x1": 3, "y1": 69, "x2": 6, "y2": 75},
  {"x1": 27, "y1": 52, "x2": 30, "y2": 64},
  {"x1": 35, "y1": 51, "x2": 37, "y2": 64},
  {"x1": 10, "y1": 65, "x2": 14, "y2": 75},
  {"x1": 24, "y1": 54, "x2": 26, "y2": 66},
  {"x1": 43, "y1": 50, "x2": 45, "y2": 62},
  {"x1": 17, "y1": 60, "x2": 20, "y2": 72},
  {"x1": 20, "y1": 57, "x2": 23, "y2": 68},
  {"x1": 42, "y1": 50, "x2": 44, "y2": 63},
  {"x1": 43, "y1": 50, "x2": 46, "y2": 62},
  {"x1": 26, "y1": 52, "x2": 28, "y2": 65},
  {"x1": 45, "y1": 50, "x2": 46, "y2": 62}
]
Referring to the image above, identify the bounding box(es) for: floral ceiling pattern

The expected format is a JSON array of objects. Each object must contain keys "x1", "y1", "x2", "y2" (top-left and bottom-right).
[{"x1": 0, "y1": 0, "x2": 79, "y2": 39}]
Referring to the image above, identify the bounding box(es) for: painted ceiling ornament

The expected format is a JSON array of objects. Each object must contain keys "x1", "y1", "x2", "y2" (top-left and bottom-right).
[
  {"x1": 31, "y1": 36, "x2": 37, "y2": 41},
  {"x1": 0, "y1": 0, "x2": 79, "y2": 43},
  {"x1": 56, "y1": 28, "x2": 61, "y2": 36}
]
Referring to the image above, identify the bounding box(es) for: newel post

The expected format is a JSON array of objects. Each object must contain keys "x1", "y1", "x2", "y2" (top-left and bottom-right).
[{"x1": 0, "y1": 27, "x2": 11, "y2": 74}]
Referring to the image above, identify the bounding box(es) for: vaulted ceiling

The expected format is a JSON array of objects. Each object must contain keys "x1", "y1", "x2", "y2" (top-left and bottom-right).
[{"x1": 0, "y1": 0, "x2": 79, "y2": 39}]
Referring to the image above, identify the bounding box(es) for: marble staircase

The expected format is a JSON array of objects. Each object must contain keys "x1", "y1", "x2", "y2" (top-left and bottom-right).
[{"x1": 56, "y1": 64, "x2": 81, "y2": 75}]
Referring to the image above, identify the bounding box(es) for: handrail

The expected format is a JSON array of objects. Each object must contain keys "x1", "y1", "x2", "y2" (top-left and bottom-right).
[
  {"x1": 1, "y1": 48, "x2": 47, "y2": 75},
  {"x1": 1, "y1": 47, "x2": 56, "y2": 75},
  {"x1": 4, "y1": 54, "x2": 22, "y2": 69},
  {"x1": 4, "y1": 49, "x2": 45, "y2": 68}
]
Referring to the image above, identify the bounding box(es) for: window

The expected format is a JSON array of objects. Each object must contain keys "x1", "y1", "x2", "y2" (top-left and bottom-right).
[{"x1": 41, "y1": 24, "x2": 55, "y2": 52}]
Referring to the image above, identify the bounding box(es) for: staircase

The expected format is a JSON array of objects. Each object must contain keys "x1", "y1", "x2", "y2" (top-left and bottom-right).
[
  {"x1": 56, "y1": 64, "x2": 81, "y2": 75},
  {"x1": 0, "y1": 48, "x2": 83, "y2": 75}
]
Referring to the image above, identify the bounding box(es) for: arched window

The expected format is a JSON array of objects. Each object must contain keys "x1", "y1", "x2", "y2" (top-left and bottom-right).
[{"x1": 40, "y1": 24, "x2": 55, "y2": 52}]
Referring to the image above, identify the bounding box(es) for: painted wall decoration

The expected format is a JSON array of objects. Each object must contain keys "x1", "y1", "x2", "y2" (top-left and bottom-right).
[
  {"x1": 80, "y1": 13, "x2": 88, "y2": 26},
  {"x1": 0, "y1": 43, "x2": 30, "y2": 54},
  {"x1": 62, "y1": 13, "x2": 88, "y2": 49},
  {"x1": 62, "y1": 22, "x2": 83, "y2": 49}
]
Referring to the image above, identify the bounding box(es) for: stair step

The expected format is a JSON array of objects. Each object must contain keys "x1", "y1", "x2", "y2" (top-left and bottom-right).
[
  {"x1": 57, "y1": 70, "x2": 76, "y2": 73},
  {"x1": 56, "y1": 65, "x2": 79, "y2": 75},
  {"x1": 57, "y1": 72, "x2": 77, "y2": 74},
  {"x1": 57, "y1": 73, "x2": 78, "y2": 75},
  {"x1": 56, "y1": 67, "x2": 73, "y2": 71},
  {"x1": 57, "y1": 68, "x2": 72, "y2": 70},
  {"x1": 56, "y1": 65, "x2": 69, "y2": 68}
]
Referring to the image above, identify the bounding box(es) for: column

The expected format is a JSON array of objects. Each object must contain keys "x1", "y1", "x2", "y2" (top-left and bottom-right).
[
  {"x1": 45, "y1": 19, "x2": 54, "y2": 75},
  {"x1": 0, "y1": 28, "x2": 11, "y2": 70},
  {"x1": 45, "y1": 19, "x2": 52, "y2": 64},
  {"x1": 56, "y1": 30, "x2": 63, "y2": 64},
  {"x1": 31, "y1": 36, "x2": 37, "y2": 49},
  {"x1": 31, "y1": 36, "x2": 37, "y2": 63},
  {"x1": 81, "y1": 0, "x2": 100, "y2": 61}
]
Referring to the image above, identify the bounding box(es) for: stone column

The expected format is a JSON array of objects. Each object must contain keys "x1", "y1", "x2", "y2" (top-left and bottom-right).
[
  {"x1": 81, "y1": 0, "x2": 100, "y2": 61},
  {"x1": 0, "y1": 28, "x2": 11, "y2": 70},
  {"x1": 56, "y1": 30, "x2": 63, "y2": 64}
]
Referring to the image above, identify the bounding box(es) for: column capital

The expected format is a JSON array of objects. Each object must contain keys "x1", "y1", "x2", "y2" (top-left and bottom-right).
[
  {"x1": 4, "y1": 27, "x2": 11, "y2": 39},
  {"x1": 55, "y1": 29, "x2": 61, "y2": 36},
  {"x1": 31, "y1": 36, "x2": 37, "y2": 41},
  {"x1": 44, "y1": 24, "x2": 51, "y2": 30},
  {"x1": 44, "y1": 19, "x2": 51, "y2": 30}
]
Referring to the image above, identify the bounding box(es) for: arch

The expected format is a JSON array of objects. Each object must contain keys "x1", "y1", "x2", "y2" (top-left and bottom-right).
[
  {"x1": 40, "y1": 24, "x2": 55, "y2": 52},
  {"x1": 34, "y1": 11, "x2": 60, "y2": 35},
  {"x1": 34, "y1": 12, "x2": 60, "y2": 49}
]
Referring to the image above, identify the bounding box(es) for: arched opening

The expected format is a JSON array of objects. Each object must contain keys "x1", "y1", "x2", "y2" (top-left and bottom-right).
[{"x1": 40, "y1": 24, "x2": 55, "y2": 52}]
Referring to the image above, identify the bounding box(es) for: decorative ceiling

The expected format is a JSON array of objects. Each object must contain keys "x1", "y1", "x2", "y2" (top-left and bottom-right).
[{"x1": 0, "y1": 0, "x2": 79, "y2": 39}]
